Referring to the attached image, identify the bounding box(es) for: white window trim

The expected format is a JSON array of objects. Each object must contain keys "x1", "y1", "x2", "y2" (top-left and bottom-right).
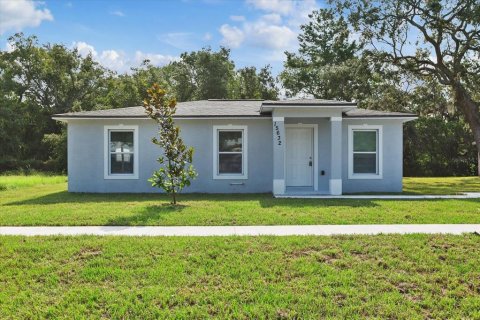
[
  {"x1": 348, "y1": 124, "x2": 383, "y2": 179},
  {"x1": 104, "y1": 125, "x2": 139, "y2": 180},
  {"x1": 212, "y1": 125, "x2": 248, "y2": 180}
]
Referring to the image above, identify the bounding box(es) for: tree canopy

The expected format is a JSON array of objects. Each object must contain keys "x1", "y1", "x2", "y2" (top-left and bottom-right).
[
  {"x1": 329, "y1": 0, "x2": 480, "y2": 175},
  {"x1": 281, "y1": 2, "x2": 480, "y2": 176},
  {"x1": 0, "y1": 34, "x2": 278, "y2": 172}
]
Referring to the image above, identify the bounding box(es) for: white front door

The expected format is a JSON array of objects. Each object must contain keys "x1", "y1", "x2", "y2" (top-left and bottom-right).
[{"x1": 286, "y1": 127, "x2": 313, "y2": 187}]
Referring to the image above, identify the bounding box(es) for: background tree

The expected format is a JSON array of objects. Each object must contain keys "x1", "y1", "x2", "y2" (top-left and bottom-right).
[
  {"x1": 172, "y1": 47, "x2": 235, "y2": 101},
  {"x1": 0, "y1": 33, "x2": 107, "y2": 171},
  {"x1": 281, "y1": 9, "x2": 371, "y2": 102},
  {"x1": 0, "y1": 35, "x2": 279, "y2": 173},
  {"x1": 329, "y1": 0, "x2": 480, "y2": 175},
  {"x1": 281, "y1": 5, "x2": 478, "y2": 176},
  {"x1": 229, "y1": 65, "x2": 279, "y2": 100},
  {"x1": 143, "y1": 84, "x2": 197, "y2": 204}
]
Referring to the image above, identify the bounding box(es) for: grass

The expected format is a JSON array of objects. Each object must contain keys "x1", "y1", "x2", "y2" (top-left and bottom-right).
[
  {"x1": 0, "y1": 175, "x2": 479, "y2": 226},
  {"x1": 0, "y1": 174, "x2": 66, "y2": 191},
  {"x1": 401, "y1": 177, "x2": 480, "y2": 195},
  {"x1": 1, "y1": 234, "x2": 479, "y2": 318}
]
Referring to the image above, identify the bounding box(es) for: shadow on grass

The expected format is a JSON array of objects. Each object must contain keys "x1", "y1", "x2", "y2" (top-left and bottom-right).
[
  {"x1": 105, "y1": 204, "x2": 187, "y2": 225},
  {"x1": 257, "y1": 197, "x2": 380, "y2": 208},
  {"x1": 4, "y1": 191, "x2": 177, "y2": 206},
  {"x1": 6, "y1": 191, "x2": 382, "y2": 209},
  {"x1": 6, "y1": 190, "x2": 479, "y2": 211}
]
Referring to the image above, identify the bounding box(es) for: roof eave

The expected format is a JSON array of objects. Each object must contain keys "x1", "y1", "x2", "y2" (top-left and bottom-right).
[
  {"x1": 260, "y1": 104, "x2": 357, "y2": 113},
  {"x1": 343, "y1": 115, "x2": 418, "y2": 122},
  {"x1": 52, "y1": 114, "x2": 269, "y2": 121}
]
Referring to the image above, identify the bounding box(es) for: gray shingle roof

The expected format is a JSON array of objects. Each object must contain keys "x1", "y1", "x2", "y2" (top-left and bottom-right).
[
  {"x1": 263, "y1": 98, "x2": 357, "y2": 106},
  {"x1": 53, "y1": 100, "x2": 265, "y2": 118},
  {"x1": 53, "y1": 99, "x2": 416, "y2": 119}
]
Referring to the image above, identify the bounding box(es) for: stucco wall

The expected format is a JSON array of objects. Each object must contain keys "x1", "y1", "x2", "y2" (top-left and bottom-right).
[
  {"x1": 66, "y1": 117, "x2": 405, "y2": 194},
  {"x1": 67, "y1": 118, "x2": 273, "y2": 193},
  {"x1": 341, "y1": 119, "x2": 404, "y2": 193},
  {"x1": 283, "y1": 118, "x2": 404, "y2": 193}
]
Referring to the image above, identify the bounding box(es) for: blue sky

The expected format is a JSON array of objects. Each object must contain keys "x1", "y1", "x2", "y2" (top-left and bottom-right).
[{"x1": 0, "y1": 0, "x2": 321, "y2": 75}]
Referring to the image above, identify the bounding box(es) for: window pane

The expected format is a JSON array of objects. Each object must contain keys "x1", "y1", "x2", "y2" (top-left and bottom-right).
[
  {"x1": 219, "y1": 154, "x2": 242, "y2": 174},
  {"x1": 353, "y1": 131, "x2": 377, "y2": 152},
  {"x1": 111, "y1": 154, "x2": 134, "y2": 174},
  {"x1": 353, "y1": 153, "x2": 377, "y2": 174},
  {"x1": 110, "y1": 131, "x2": 134, "y2": 153},
  {"x1": 219, "y1": 131, "x2": 242, "y2": 152}
]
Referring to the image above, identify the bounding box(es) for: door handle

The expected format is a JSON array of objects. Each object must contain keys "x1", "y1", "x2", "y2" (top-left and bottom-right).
[{"x1": 309, "y1": 161, "x2": 312, "y2": 166}]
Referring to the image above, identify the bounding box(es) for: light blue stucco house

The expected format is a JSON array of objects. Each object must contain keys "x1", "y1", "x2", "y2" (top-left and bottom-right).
[{"x1": 53, "y1": 99, "x2": 417, "y2": 196}]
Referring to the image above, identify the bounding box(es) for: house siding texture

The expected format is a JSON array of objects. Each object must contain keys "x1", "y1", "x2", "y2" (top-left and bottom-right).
[
  {"x1": 67, "y1": 118, "x2": 273, "y2": 193},
  {"x1": 67, "y1": 117, "x2": 404, "y2": 194}
]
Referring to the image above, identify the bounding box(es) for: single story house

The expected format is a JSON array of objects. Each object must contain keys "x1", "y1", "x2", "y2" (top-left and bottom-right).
[{"x1": 53, "y1": 99, "x2": 417, "y2": 196}]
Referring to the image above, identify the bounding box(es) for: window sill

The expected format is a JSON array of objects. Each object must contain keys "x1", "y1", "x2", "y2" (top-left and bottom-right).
[
  {"x1": 348, "y1": 174, "x2": 383, "y2": 180},
  {"x1": 213, "y1": 175, "x2": 248, "y2": 180},
  {"x1": 104, "y1": 174, "x2": 139, "y2": 180}
]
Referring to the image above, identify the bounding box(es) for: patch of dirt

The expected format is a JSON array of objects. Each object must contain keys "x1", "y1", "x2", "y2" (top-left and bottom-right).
[
  {"x1": 286, "y1": 248, "x2": 343, "y2": 264},
  {"x1": 77, "y1": 247, "x2": 103, "y2": 259},
  {"x1": 276, "y1": 309, "x2": 297, "y2": 319},
  {"x1": 396, "y1": 281, "x2": 422, "y2": 303},
  {"x1": 66, "y1": 247, "x2": 103, "y2": 264}
]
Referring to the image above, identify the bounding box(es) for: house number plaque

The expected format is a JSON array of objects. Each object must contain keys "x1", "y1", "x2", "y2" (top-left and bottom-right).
[{"x1": 273, "y1": 122, "x2": 282, "y2": 146}]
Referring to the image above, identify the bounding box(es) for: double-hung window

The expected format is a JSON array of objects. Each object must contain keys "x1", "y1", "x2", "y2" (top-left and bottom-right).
[
  {"x1": 348, "y1": 125, "x2": 383, "y2": 179},
  {"x1": 104, "y1": 125, "x2": 139, "y2": 179},
  {"x1": 213, "y1": 125, "x2": 248, "y2": 179}
]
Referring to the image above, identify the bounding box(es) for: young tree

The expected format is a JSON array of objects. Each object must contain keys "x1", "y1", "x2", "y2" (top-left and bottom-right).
[{"x1": 143, "y1": 84, "x2": 197, "y2": 204}]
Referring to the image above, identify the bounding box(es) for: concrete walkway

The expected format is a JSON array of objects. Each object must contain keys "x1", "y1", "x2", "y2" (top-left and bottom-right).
[
  {"x1": 276, "y1": 192, "x2": 480, "y2": 199},
  {"x1": 1, "y1": 224, "x2": 480, "y2": 236}
]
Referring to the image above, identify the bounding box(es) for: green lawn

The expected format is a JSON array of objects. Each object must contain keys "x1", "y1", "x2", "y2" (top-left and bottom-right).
[
  {"x1": 1, "y1": 234, "x2": 479, "y2": 318},
  {"x1": 0, "y1": 176, "x2": 479, "y2": 226},
  {"x1": 0, "y1": 174, "x2": 66, "y2": 191},
  {"x1": 402, "y1": 177, "x2": 480, "y2": 195}
]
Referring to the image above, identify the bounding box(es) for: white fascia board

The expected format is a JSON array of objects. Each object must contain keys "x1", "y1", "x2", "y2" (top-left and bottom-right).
[
  {"x1": 261, "y1": 105, "x2": 356, "y2": 113},
  {"x1": 53, "y1": 117, "x2": 271, "y2": 122},
  {"x1": 343, "y1": 117, "x2": 418, "y2": 121}
]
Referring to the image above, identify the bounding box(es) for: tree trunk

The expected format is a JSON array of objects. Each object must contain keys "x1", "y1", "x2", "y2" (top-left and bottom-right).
[{"x1": 453, "y1": 84, "x2": 480, "y2": 176}]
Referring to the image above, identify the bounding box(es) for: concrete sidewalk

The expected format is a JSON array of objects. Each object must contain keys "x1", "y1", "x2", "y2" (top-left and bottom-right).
[{"x1": 1, "y1": 224, "x2": 480, "y2": 236}]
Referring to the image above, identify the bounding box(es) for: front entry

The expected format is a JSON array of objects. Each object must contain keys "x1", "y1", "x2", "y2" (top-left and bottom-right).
[{"x1": 286, "y1": 127, "x2": 314, "y2": 187}]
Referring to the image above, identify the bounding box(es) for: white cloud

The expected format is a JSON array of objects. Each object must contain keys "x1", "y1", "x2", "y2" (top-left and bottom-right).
[
  {"x1": 260, "y1": 13, "x2": 282, "y2": 25},
  {"x1": 218, "y1": 0, "x2": 318, "y2": 61},
  {"x1": 285, "y1": 0, "x2": 317, "y2": 28},
  {"x1": 158, "y1": 32, "x2": 196, "y2": 50},
  {"x1": 219, "y1": 13, "x2": 296, "y2": 51},
  {"x1": 230, "y1": 15, "x2": 246, "y2": 22},
  {"x1": 219, "y1": 24, "x2": 245, "y2": 48},
  {"x1": 72, "y1": 41, "x2": 177, "y2": 73},
  {"x1": 73, "y1": 41, "x2": 98, "y2": 57},
  {"x1": 246, "y1": 0, "x2": 294, "y2": 15},
  {"x1": 0, "y1": 0, "x2": 53, "y2": 35},
  {"x1": 99, "y1": 50, "x2": 126, "y2": 71},
  {"x1": 203, "y1": 32, "x2": 212, "y2": 41},
  {"x1": 245, "y1": 21, "x2": 296, "y2": 50},
  {"x1": 5, "y1": 42, "x2": 15, "y2": 52},
  {"x1": 110, "y1": 10, "x2": 125, "y2": 17},
  {"x1": 134, "y1": 51, "x2": 179, "y2": 66}
]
